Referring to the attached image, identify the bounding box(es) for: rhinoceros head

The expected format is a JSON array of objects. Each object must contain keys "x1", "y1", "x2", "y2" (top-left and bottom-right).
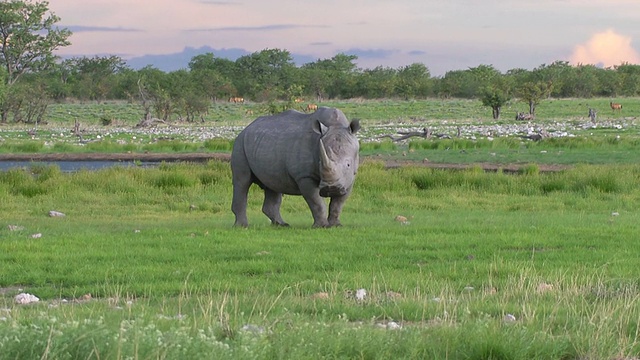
[{"x1": 313, "y1": 118, "x2": 360, "y2": 197}]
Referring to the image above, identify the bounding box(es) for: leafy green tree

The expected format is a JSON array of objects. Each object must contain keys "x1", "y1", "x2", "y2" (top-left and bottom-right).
[
  {"x1": 531, "y1": 61, "x2": 571, "y2": 97},
  {"x1": 480, "y1": 86, "x2": 510, "y2": 119},
  {"x1": 396, "y1": 63, "x2": 432, "y2": 99},
  {"x1": 356, "y1": 66, "x2": 397, "y2": 98},
  {"x1": 66, "y1": 55, "x2": 127, "y2": 101},
  {"x1": 614, "y1": 63, "x2": 640, "y2": 96},
  {"x1": 234, "y1": 48, "x2": 297, "y2": 101},
  {"x1": 516, "y1": 81, "x2": 551, "y2": 115},
  {"x1": 0, "y1": 68, "x2": 6, "y2": 107},
  {"x1": 188, "y1": 53, "x2": 236, "y2": 101},
  {"x1": 132, "y1": 66, "x2": 168, "y2": 121},
  {"x1": 0, "y1": 0, "x2": 71, "y2": 85},
  {"x1": 0, "y1": 0, "x2": 71, "y2": 121},
  {"x1": 595, "y1": 67, "x2": 622, "y2": 97},
  {"x1": 302, "y1": 53, "x2": 359, "y2": 99}
]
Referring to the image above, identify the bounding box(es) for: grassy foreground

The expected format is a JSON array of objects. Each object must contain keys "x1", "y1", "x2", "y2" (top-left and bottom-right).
[{"x1": 1, "y1": 161, "x2": 640, "y2": 359}]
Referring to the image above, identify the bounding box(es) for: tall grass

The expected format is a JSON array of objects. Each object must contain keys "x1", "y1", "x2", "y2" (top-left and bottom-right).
[{"x1": 2, "y1": 161, "x2": 640, "y2": 359}]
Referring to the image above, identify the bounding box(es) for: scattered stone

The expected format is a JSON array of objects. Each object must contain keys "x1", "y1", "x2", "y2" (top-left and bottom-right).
[
  {"x1": 15, "y1": 293, "x2": 39, "y2": 304},
  {"x1": 311, "y1": 292, "x2": 330, "y2": 300},
  {"x1": 355, "y1": 288, "x2": 367, "y2": 301},
  {"x1": 240, "y1": 324, "x2": 265, "y2": 334},
  {"x1": 611, "y1": 212, "x2": 620, "y2": 216},
  {"x1": 537, "y1": 282, "x2": 554, "y2": 293},
  {"x1": 7, "y1": 225, "x2": 24, "y2": 231},
  {"x1": 485, "y1": 287, "x2": 498, "y2": 295},
  {"x1": 385, "y1": 291, "x2": 402, "y2": 299},
  {"x1": 48, "y1": 210, "x2": 65, "y2": 217},
  {"x1": 30, "y1": 233, "x2": 42, "y2": 239},
  {"x1": 463, "y1": 286, "x2": 475, "y2": 291},
  {"x1": 503, "y1": 314, "x2": 517, "y2": 323},
  {"x1": 189, "y1": 204, "x2": 197, "y2": 211},
  {"x1": 386, "y1": 321, "x2": 402, "y2": 330}
]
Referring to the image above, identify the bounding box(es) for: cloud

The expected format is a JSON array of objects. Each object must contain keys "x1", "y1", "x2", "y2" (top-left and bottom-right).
[
  {"x1": 187, "y1": 24, "x2": 328, "y2": 32},
  {"x1": 570, "y1": 29, "x2": 640, "y2": 67},
  {"x1": 343, "y1": 48, "x2": 398, "y2": 59},
  {"x1": 66, "y1": 25, "x2": 142, "y2": 33}
]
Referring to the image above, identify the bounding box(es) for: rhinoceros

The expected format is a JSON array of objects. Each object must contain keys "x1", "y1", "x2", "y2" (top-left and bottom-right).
[{"x1": 231, "y1": 107, "x2": 360, "y2": 227}]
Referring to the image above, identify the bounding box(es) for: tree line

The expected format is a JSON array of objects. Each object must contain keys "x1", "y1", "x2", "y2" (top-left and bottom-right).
[{"x1": 2, "y1": 0, "x2": 640, "y2": 124}]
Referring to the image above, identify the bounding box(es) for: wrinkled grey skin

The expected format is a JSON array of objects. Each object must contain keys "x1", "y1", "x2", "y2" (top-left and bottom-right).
[{"x1": 231, "y1": 107, "x2": 360, "y2": 228}]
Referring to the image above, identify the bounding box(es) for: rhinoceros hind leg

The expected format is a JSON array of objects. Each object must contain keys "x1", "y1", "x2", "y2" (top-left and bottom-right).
[
  {"x1": 262, "y1": 188, "x2": 289, "y2": 226},
  {"x1": 231, "y1": 172, "x2": 252, "y2": 227}
]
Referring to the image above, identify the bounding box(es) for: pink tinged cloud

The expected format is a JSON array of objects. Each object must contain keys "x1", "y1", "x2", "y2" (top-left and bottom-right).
[{"x1": 570, "y1": 29, "x2": 640, "y2": 66}]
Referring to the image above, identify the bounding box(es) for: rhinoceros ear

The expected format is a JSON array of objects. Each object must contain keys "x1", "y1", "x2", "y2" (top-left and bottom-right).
[
  {"x1": 350, "y1": 119, "x2": 360, "y2": 134},
  {"x1": 312, "y1": 119, "x2": 328, "y2": 135}
]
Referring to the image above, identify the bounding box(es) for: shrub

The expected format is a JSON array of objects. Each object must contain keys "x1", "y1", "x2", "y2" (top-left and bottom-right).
[{"x1": 203, "y1": 138, "x2": 233, "y2": 151}]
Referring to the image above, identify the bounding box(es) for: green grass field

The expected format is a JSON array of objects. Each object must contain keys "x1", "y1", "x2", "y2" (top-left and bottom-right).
[
  {"x1": 43, "y1": 97, "x2": 639, "y2": 125},
  {"x1": 2, "y1": 159, "x2": 640, "y2": 359},
  {"x1": 1, "y1": 98, "x2": 640, "y2": 359}
]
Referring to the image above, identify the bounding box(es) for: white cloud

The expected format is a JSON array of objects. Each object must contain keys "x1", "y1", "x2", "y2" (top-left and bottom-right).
[{"x1": 570, "y1": 29, "x2": 640, "y2": 67}]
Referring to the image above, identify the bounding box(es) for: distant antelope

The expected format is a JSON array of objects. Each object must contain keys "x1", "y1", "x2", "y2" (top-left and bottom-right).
[
  {"x1": 610, "y1": 101, "x2": 622, "y2": 112},
  {"x1": 305, "y1": 103, "x2": 318, "y2": 112},
  {"x1": 588, "y1": 108, "x2": 597, "y2": 123}
]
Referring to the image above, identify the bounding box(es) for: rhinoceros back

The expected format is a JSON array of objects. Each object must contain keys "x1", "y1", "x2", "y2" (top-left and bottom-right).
[{"x1": 232, "y1": 110, "x2": 320, "y2": 195}]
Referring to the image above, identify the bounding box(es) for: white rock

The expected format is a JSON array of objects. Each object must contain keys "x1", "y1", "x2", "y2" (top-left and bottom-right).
[
  {"x1": 386, "y1": 321, "x2": 401, "y2": 330},
  {"x1": 355, "y1": 288, "x2": 367, "y2": 301},
  {"x1": 31, "y1": 233, "x2": 42, "y2": 239},
  {"x1": 240, "y1": 324, "x2": 265, "y2": 334},
  {"x1": 48, "y1": 210, "x2": 66, "y2": 217},
  {"x1": 504, "y1": 314, "x2": 516, "y2": 323},
  {"x1": 15, "y1": 293, "x2": 39, "y2": 304}
]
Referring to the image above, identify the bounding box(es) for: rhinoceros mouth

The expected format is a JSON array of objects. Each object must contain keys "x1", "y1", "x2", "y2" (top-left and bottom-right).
[{"x1": 319, "y1": 185, "x2": 347, "y2": 197}]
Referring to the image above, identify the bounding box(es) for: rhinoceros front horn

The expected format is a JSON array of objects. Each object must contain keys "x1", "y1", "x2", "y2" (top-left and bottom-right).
[{"x1": 319, "y1": 138, "x2": 335, "y2": 172}]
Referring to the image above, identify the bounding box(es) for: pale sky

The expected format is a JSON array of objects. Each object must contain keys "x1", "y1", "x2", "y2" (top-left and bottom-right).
[{"x1": 51, "y1": 0, "x2": 640, "y2": 76}]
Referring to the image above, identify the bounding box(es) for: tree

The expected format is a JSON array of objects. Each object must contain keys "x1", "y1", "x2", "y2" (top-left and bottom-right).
[
  {"x1": 0, "y1": 0, "x2": 71, "y2": 122},
  {"x1": 396, "y1": 63, "x2": 431, "y2": 99},
  {"x1": 301, "y1": 53, "x2": 359, "y2": 99},
  {"x1": 66, "y1": 55, "x2": 127, "y2": 101},
  {"x1": 516, "y1": 81, "x2": 551, "y2": 115},
  {"x1": 188, "y1": 53, "x2": 236, "y2": 101},
  {"x1": 234, "y1": 48, "x2": 297, "y2": 101},
  {"x1": 0, "y1": 0, "x2": 71, "y2": 85},
  {"x1": 480, "y1": 86, "x2": 510, "y2": 119}
]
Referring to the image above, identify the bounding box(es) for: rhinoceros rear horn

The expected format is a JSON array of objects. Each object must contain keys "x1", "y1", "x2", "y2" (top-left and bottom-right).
[
  {"x1": 350, "y1": 119, "x2": 360, "y2": 134},
  {"x1": 312, "y1": 119, "x2": 328, "y2": 135}
]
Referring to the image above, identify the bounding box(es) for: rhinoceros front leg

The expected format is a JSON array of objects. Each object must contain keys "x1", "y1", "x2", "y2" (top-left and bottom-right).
[
  {"x1": 298, "y1": 178, "x2": 329, "y2": 228},
  {"x1": 327, "y1": 193, "x2": 350, "y2": 227},
  {"x1": 262, "y1": 188, "x2": 289, "y2": 226}
]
